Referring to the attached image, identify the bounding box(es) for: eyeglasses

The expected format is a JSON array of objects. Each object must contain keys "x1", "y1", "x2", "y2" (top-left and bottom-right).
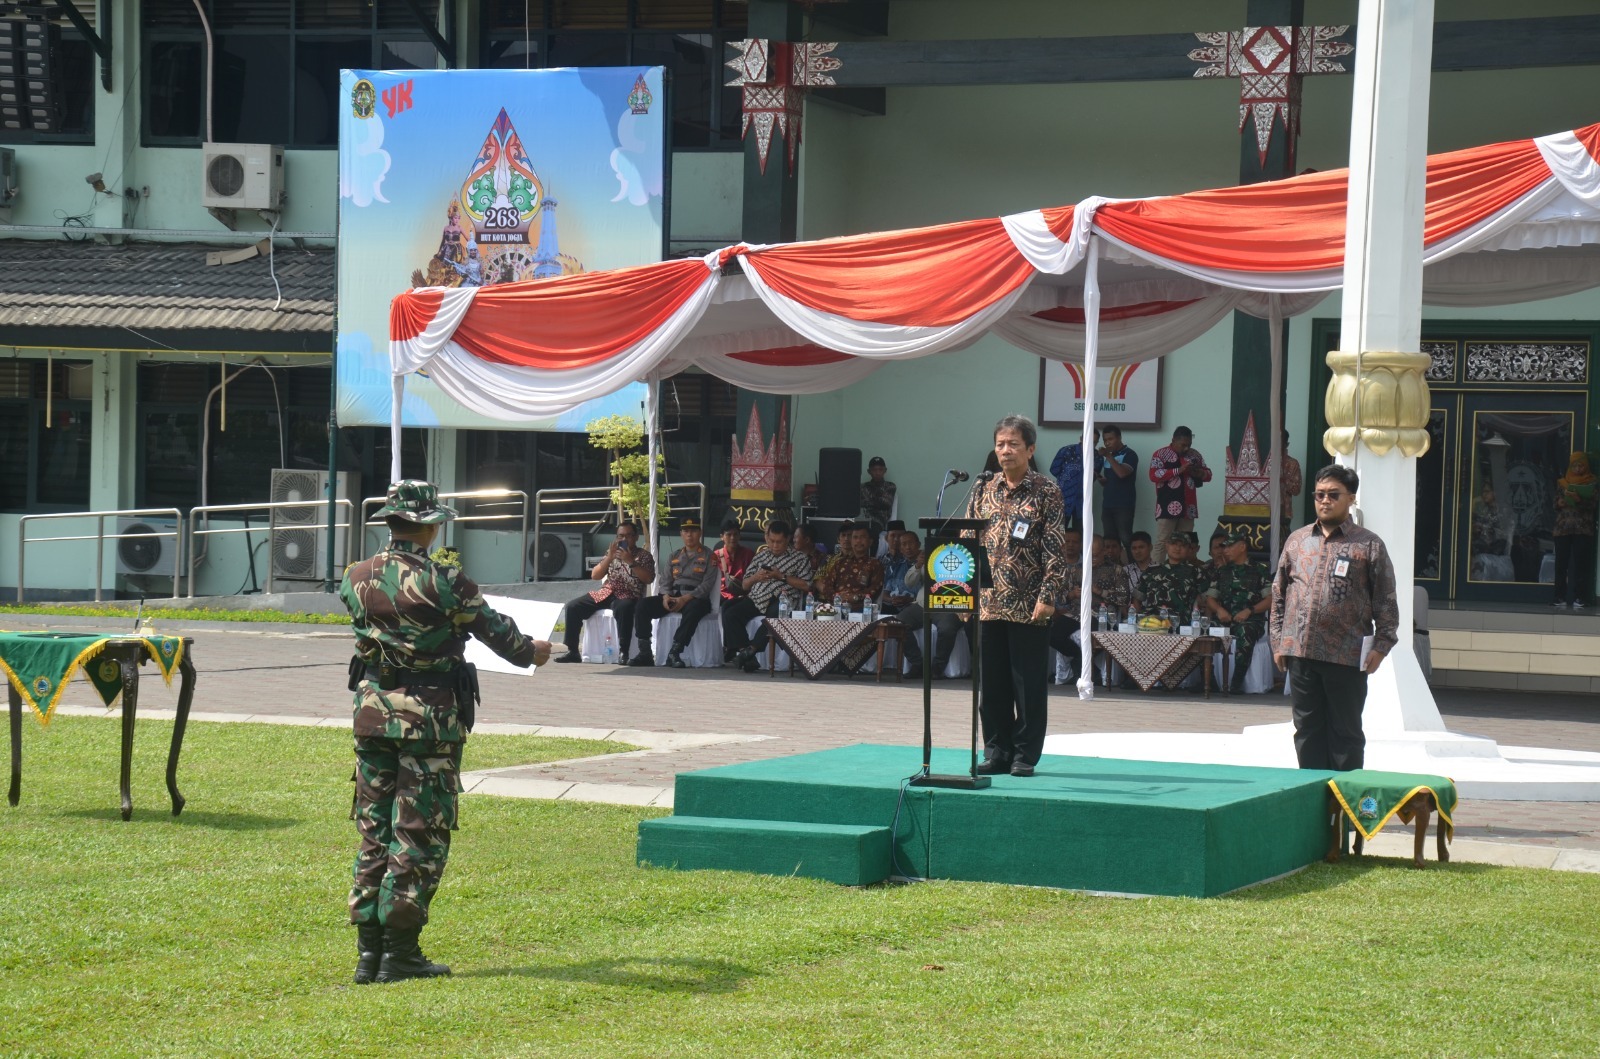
[{"x1": 1313, "y1": 490, "x2": 1348, "y2": 501}]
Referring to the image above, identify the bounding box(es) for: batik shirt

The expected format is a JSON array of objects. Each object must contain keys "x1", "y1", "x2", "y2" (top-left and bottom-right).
[
  {"x1": 1554, "y1": 484, "x2": 1598, "y2": 538},
  {"x1": 658, "y1": 544, "x2": 716, "y2": 598},
  {"x1": 881, "y1": 553, "x2": 915, "y2": 604},
  {"x1": 1208, "y1": 560, "x2": 1271, "y2": 647},
  {"x1": 743, "y1": 546, "x2": 814, "y2": 609},
  {"x1": 820, "y1": 553, "x2": 885, "y2": 608},
  {"x1": 1149, "y1": 446, "x2": 1211, "y2": 521},
  {"x1": 588, "y1": 546, "x2": 655, "y2": 604},
  {"x1": 340, "y1": 538, "x2": 533, "y2": 743},
  {"x1": 1270, "y1": 518, "x2": 1400, "y2": 668},
  {"x1": 1134, "y1": 562, "x2": 1204, "y2": 617},
  {"x1": 963, "y1": 470, "x2": 1069, "y2": 625},
  {"x1": 861, "y1": 480, "x2": 898, "y2": 528},
  {"x1": 1091, "y1": 562, "x2": 1133, "y2": 616}
]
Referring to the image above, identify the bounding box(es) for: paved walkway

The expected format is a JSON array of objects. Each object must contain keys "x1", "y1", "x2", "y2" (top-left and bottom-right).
[{"x1": 12, "y1": 613, "x2": 1600, "y2": 872}]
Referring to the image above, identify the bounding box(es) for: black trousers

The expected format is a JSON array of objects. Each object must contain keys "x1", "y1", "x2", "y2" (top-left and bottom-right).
[
  {"x1": 721, "y1": 596, "x2": 779, "y2": 653},
  {"x1": 633, "y1": 595, "x2": 713, "y2": 654},
  {"x1": 1048, "y1": 615, "x2": 1082, "y2": 672},
  {"x1": 1286, "y1": 656, "x2": 1368, "y2": 771},
  {"x1": 1552, "y1": 533, "x2": 1595, "y2": 605},
  {"x1": 979, "y1": 620, "x2": 1052, "y2": 767},
  {"x1": 889, "y1": 603, "x2": 972, "y2": 671},
  {"x1": 1101, "y1": 506, "x2": 1135, "y2": 562},
  {"x1": 561, "y1": 594, "x2": 638, "y2": 658}
]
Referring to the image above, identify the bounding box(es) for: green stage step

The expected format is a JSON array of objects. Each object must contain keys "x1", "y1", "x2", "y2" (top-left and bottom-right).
[
  {"x1": 648, "y1": 745, "x2": 1337, "y2": 897},
  {"x1": 638, "y1": 815, "x2": 892, "y2": 886}
]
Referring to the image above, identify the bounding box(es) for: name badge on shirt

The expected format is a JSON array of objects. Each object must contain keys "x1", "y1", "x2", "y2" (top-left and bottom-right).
[
  {"x1": 1333, "y1": 557, "x2": 1350, "y2": 579},
  {"x1": 1011, "y1": 517, "x2": 1032, "y2": 541}
]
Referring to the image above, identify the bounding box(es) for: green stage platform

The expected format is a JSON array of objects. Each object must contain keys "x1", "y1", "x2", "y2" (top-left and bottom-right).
[{"x1": 638, "y1": 745, "x2": 1337, "y2": 897}]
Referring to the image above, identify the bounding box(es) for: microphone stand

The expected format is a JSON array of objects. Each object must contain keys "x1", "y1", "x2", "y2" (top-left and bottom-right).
[{"x1": 934, "y1": 470, "x2": 959, "y2": 517}]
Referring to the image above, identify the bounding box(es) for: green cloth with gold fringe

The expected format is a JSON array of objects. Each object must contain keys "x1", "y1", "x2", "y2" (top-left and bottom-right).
[
  {"x1": 0, "y1": 631, "x2": 185, "y2": 725},
  {"x1": 1328, "y1": 769, "x2": 1457, "y2": 842}
]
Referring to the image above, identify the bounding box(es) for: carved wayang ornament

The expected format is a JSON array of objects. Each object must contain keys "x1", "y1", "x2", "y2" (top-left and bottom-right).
[
  {"x1": 1190, "y1": 25, "x2": 1354, "y2": 164},
  {"x1": 726, "y1": 39, "x2": 841, "y2": 175}
]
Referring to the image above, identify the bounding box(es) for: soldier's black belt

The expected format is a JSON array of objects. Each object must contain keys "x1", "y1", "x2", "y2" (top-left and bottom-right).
[{"x1": 359, "y1": 662, "x2": 458, "y2": 691}]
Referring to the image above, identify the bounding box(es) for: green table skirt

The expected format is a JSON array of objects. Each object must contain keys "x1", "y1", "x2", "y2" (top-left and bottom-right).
[{"x1": 0, "y1": 631, "x2": 185, "y2": 724}]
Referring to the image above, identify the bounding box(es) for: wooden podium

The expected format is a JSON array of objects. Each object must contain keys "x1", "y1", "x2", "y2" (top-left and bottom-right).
[{"x1": 910, "y1": 517, "x2": 990, "y2": 790}]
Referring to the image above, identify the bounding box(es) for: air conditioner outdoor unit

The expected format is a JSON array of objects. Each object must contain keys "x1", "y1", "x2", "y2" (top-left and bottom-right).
[
  {"x1": 201, "y1": 142, "x2": 284, "y2": 210},
  {"x1": 116, "y1": 517, "x2": 180, "y2": 577},
  {"x1": 528, "y1": 530, "x2": 586, "y2": 581},
  {"x1": 269, "y1": 469, "x2": 350, "y2": 587}
]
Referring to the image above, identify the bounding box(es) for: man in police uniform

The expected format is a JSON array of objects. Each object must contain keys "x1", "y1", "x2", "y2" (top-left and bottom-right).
[
  {"x1": 630, "y1": 516, "x2": 716, "y2": 668},
  {"x1": 1205, "y1": 529, "x2": 1272, "y2": 693},
  {"x1": 340, "y1": 480, "x2": 552, "y2": 984}
]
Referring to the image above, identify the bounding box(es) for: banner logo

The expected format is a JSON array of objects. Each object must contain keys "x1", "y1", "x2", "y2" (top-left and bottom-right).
[{"x1": 350, "y1": 79, "x2": 376, "y2": 120}]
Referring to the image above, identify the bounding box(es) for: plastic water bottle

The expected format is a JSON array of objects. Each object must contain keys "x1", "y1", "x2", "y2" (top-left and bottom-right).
[
  {"x1": 1159, "y1": 606, "x2": 1171, "y2": 632},
  {"x1": 1192, "y1": 601, "x2": 1206, "y2": 634},
  {"x1": 833, "y1": 593, "x2": 844, "y2": 616},
  {"x1": 804, "y1": 596, "x2": 814, "y2": 620},
  {"x1": 602, "y1": 634, "x2": 617, "y2": 664},
  {"x1": 778, "y1": 593, "x2": 792, "y2": 620},
  {"x1": 864, "y1": 599, "x2": 877, "y2": 622},
  {"x1": 1097, "y1": 603, "x2": 1110, "y2": 631}
]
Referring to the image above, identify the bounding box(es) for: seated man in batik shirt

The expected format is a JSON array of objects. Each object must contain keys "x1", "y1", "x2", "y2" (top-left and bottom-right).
[{"x1": 818, "y1": 524, "x2": 885, "y2": 612}]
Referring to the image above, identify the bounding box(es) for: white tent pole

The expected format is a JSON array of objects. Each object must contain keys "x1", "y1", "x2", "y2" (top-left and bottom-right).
[
  {"x1": 1076, "y1": 236, "x2": 1101, "y2": 702},
  {"x1": 1268, "y1": 295, "x2": 1284, "y2": 569},
  {"x1": 645, "y1": 375, "x2": 660, "y2": 574},
  {"x1": 389, "y1": 374, "x2": 405, "y2": 484}
]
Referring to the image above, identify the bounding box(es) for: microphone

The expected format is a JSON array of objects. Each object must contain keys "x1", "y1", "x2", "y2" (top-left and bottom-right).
[
  {"x1": 947, "y1": 469, "x2": 969, "y2": 483},
  {"x1": 977, "y1": 470, "x2": 995, "y2": 482}
]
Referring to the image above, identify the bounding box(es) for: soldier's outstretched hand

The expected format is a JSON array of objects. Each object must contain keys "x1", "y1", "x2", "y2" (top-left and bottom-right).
[{"x1": 532, "y1": 640, "x2": 554, "y2": 666}]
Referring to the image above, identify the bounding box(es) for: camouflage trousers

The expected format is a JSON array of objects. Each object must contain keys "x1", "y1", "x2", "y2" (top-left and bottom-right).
[{"x1": 349, "y1": 736, "x2": 461, "y2": 929}]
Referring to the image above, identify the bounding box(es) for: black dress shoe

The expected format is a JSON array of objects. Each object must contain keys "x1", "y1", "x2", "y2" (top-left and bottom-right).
[
  {"x1": 974, "y1": 758, "x2": 1010, "y2": 776},
  {"x1": 554, "y1": 652, "x2": 582, "y2": 663},
  {"x1": 1010, "y1": 760, "x2": 1035, "y2": 777},
  {"x1": 627, "y1": 653, "x2": 655, "y2": 667}
]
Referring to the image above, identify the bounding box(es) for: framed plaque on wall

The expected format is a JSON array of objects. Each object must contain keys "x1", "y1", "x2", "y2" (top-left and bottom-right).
[{"x1": 1038, "y1": 358, "x2": 1163, "y2": 429}]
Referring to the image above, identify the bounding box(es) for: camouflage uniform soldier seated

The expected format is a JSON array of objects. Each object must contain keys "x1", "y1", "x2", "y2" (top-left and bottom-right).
[
  {"x1": 1133, "y1": 531, "x2": 1206, "y2": 618},
  {"x1": 339, "y1": 479, "x2": 552, "y2": 984},
  {"x1": 1205, "y1": 529, "x2": 1272, "y2": 693}
]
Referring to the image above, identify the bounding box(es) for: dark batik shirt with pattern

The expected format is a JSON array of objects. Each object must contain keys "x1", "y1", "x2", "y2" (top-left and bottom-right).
[
  {"x1": 820, "y1": 553, "x2": 885, "y2": 608},
  {"x1": 1134, "y1": 562, "x2": 1204, "y2": 617},
  {"x1": 1554, "y1": 485, "x2": 1598, "y2": 538},
  {"x1": 657, "y1": 544, "x2": 716, "y2": 598},
  {"x1": 1271, "y1": 518, "x2": 1400, "y2": 668},
  {"x1": 1054, "y1": 561, "x2": 1084, "y2": 611},
  {"x1": 963, "y1": 470, "x2": 1069, "y2": 625},
  {"x1": 340, "y1": 538, "x2": 534, "y2": 743},
  {"x1": 1091, "y1": 562, "x2": 1132, "y2": 615},
  {"x1": 743, "y1": 546, "x2": 814, "y2": 609},
  {"x1": 861, "y1": 479, "x2": 898, "y2": 528}
]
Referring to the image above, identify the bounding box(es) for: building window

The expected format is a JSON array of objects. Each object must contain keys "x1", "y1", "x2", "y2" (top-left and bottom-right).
[
  {"x1": 481, "y1": 0, "x2": 746, "y2": 151},
  {"x1": 0, "y1": 12, "x2": 97, "y2": 144},
  {"x1": 141, "y1": 0, "x2": 444, "y2": 148},
  {"x1": 0, "y1": 359, "x2": 93, "y2": 512},
  {"x1": 136, "y1": 362, "x2": 343, "y2": 510}
]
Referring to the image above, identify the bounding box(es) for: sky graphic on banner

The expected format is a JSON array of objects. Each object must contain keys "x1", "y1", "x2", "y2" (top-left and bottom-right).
[{"x1": 336, "y1": 67, "x2": 663, "y2": 429}]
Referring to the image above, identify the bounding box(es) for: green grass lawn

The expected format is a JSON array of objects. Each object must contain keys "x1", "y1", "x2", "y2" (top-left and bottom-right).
[{"x1": 3, "y1": 716, "x2": 1598, "y2": 1058}]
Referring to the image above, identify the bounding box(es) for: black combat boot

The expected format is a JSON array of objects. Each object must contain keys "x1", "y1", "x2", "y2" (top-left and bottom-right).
[
  {"x1": 376, "y1": 926, "x2": 452, "y2": 982},
  {"x1": 353, "y1": 922, "x2": 384, "y2": 985},
  {"x1": 664, "y1": 645, "x2": 687, "y2": 668}
]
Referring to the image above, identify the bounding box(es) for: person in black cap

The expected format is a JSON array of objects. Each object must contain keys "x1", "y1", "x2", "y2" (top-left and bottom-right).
[
  {"x1": 631, "y1": 516, "x2": 717, "y2": 668},
  {"x1": 860, "y1": 456, "x2": 897, "y2": 535},
  {"x1": 1148, "y1": 426, "x2": 1212, "y2": 562}
]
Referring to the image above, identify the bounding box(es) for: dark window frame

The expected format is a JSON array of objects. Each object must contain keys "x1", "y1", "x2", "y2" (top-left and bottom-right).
[
  {"x1": 140, "y1": 0, "x2": 445, "y2": 149},
  {"x1": 0, "y1": 15, "x2": 98, "y2": 145},
  {"x1": 480, "y1": 0, "x2": 746, "y2": 152},
  {"x1": 0, "y1": 360, "x2": 94, "y2": 513}
]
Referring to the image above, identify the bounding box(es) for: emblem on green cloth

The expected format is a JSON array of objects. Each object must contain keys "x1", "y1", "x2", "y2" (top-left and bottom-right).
[{"x1": 30, "y1": 675, "x2": 51, "y2": 698}]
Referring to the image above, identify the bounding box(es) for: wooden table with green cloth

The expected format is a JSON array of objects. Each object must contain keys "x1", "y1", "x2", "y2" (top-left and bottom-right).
[{"x1": 2, "y1": 631, "x2": 196, "y2": 820}]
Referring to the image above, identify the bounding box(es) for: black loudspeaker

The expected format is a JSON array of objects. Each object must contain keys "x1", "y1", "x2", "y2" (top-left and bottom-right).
[{"x1": 816, "y1": 447, "x2": 862, "y2": 517}]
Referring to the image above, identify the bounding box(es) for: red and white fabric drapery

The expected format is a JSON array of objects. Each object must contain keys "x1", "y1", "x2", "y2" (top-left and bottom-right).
[{"x1": 387, "y1": 122, "x2": 1600, "y2": 693}]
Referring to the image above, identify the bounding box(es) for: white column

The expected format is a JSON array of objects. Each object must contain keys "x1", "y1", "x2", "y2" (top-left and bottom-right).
[{"x1": 1334, "y1": 0, "x2": 1444, "y2": 734}]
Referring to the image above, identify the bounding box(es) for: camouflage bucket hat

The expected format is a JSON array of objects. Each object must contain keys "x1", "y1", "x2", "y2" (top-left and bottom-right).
[{"x1": 377, "y1": 479, "x2": 457, "y2": 525}]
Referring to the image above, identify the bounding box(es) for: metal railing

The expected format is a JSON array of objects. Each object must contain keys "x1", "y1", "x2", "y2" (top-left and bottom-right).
[
  {"x1": 185, "y1": 499, "x2": 358, "y2": 597},
  {"x1": 531, "y1": 482, "x2": 706, "y2": 580},
  {"x1": 17, "y1": 508, "x2": 184, "y2": 602},
  {"x1": 357, "y1": 489, "x2": 530, "y2": 562}
]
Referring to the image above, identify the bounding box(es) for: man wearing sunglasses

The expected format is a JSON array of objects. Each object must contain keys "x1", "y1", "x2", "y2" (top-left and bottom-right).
[{"x1": 1270, "y1": 464, "x2": 1399, "y2": 772}]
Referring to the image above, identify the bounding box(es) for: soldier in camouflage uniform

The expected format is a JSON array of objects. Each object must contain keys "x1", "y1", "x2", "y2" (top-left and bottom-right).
[
  {"x1": 1205, "y1": 529, "x2": 1271, "y2": 693},
  {"x1": 339, "y1": 480, "x2": 552, "y2": 984},
  {"x1": 1133, "y1": 532, "x2": 1206, "y2": 618}
]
